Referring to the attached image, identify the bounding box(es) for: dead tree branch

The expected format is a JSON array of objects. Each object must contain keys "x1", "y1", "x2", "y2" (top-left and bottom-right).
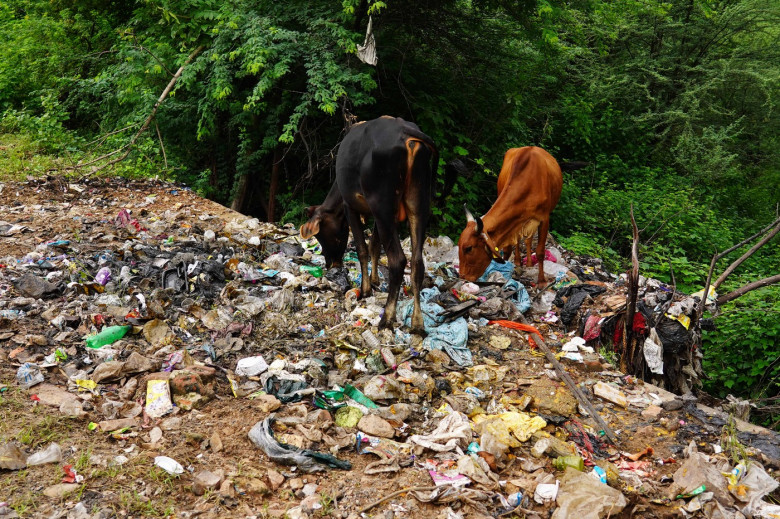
[
  {"x1": 715, "y1": 274, "x2": 780, "y2": 306},
  {"x1": 60, "y1": 46, "x2": 203, "y2": 177},
  {"x1": 713, "y1": 219, "x2": 780, "y2": 290},
  {"x1": 622, "y1": 205, "x2": 640, "y2": 374}
]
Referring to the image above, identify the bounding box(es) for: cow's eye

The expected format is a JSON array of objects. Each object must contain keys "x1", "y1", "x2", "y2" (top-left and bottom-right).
[{"x1": 464, "y1": 246, "x2": 473, "y2": 253}]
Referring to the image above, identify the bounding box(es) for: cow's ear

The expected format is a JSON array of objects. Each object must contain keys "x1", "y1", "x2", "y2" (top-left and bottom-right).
[
  {"x1": 300, "y1": 217, "x2": 321, "y2": 239},
  {"x1": 305, "y1": 205, "x2": 319, "y2": 218}
]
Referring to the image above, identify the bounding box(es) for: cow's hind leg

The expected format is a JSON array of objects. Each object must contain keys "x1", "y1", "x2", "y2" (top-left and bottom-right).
[
  {"x1": 406, "y1": 209, "x2": 428, "y2": 336},
  {"x1": 345, "y1": 206, "x2": 372, "y2": 298},
  {"x1": 374, "y1": 213, "x2": 406, "y2": 330},
  {"x1": 536, "y1": 219, "x2": 550, "y2": 286},
  {"x1": 369, "y1": 223, "x2": 381, "y2": 286}
]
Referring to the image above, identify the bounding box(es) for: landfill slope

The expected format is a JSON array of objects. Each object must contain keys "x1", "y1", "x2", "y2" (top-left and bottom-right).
[{"x1": 1, "y1": 177, "x2": 779, "y2": 519}]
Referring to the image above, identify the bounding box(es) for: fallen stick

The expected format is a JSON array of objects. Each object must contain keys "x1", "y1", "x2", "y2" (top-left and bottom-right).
[
  {"x1": 357, "y1": 485, "x2": 438, "y2": 514},
  {"x1": 516, "y1": 314, "x2": 619, "y2": 445}
]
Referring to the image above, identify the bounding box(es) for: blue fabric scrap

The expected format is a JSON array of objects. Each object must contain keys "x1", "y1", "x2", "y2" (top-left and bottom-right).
[
  {"x1": 476, "y1": 259, "x2": 531, "y2": 313},
  {"x1": 397, "y1": 288, "x2": 472, "y2": 366}
]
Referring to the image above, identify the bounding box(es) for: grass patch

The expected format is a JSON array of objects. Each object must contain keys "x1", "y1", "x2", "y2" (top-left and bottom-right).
[
  {"x1": 117, "y1": 490, "x2": 175, "y2": 517},
  {"x1": 0, "y1": 133, "x2": 70, "y2": 180},
  {"x1": 14, "y1": 414, "x2": 72, "y2": 449}
]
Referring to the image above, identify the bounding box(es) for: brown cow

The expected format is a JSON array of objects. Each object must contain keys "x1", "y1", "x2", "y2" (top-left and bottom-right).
[{"x1": 458, "y1": 146, "x2": 563, "y2": 285}]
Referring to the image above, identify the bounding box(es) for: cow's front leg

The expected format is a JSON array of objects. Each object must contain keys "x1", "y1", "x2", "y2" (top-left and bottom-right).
[{"x1": 345, "y1": 206, "x2": 372, "y2": 298}]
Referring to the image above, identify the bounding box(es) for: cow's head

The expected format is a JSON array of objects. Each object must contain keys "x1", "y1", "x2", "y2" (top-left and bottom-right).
[
  {"x1": 457, "y1": 204, "x2": 505, "y2": 281},
  {"x1": 300, "y1": 205, "x2": 349, "y2": 268}
]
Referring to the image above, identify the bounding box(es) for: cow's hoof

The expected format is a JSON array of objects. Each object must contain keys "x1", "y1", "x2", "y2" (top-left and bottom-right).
[
  {"x1": 411, "y1": 327, "x2": 427, "y2": 338},
  {"x1": 378, "y1": 316, "x2": 392, "y2": 329}
]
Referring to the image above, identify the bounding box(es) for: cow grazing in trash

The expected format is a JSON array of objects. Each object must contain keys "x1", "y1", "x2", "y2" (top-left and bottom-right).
[
  {"x1": 300, "y1": 116, "x2": 440, "y2": 335},
  {"x1": 458, "y1": 146, "x2": 563, "y2": 285}
]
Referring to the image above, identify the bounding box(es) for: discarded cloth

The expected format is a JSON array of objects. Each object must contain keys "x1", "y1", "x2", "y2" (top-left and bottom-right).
[
  {"x1": 398, "y1": 288, "x2": 471, "y2": 366},
  {"x1": 409, "y1": 411, "x2": 471, "y2": 452}
]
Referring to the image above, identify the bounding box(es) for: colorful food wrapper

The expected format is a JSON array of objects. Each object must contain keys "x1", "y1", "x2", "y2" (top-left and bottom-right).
[{"x1": 145, "y1": 380, "x2": 173, "y2": 418}]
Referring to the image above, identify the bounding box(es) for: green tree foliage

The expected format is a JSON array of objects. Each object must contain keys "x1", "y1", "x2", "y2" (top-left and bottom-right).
[{"x1": 0, "y1": 0, "x2": 778, "y2": 406}]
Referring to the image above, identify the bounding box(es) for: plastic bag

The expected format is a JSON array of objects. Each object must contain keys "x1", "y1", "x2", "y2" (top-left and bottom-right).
[
  {"x1": 552, "y1": 468, "x2": 627, "y2": 518},
  {"x1": 27, "y1": 443, "x2": 62, "y2": 466},
  {"x1": 248, "y1": 416, "x2": 351, "y2": 472},
  {"x1": 16, "y1": 363, "x2": 44, "y2": 389},
  {"x1": 643, "y1": 328, "x2": 664, "y2": 375}
]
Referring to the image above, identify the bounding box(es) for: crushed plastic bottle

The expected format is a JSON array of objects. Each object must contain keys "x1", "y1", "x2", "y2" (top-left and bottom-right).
[
  {"x1": 299, "y1": 265, "x2": 323, "y2": 278},
  {"x1": 85, "y1": 325, "x2": 131, "y2": 349}
]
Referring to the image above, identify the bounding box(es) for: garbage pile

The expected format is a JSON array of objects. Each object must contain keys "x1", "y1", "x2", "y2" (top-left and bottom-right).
[{"x1": 1, "y1": 177, "x2": 779, "y2": 519}]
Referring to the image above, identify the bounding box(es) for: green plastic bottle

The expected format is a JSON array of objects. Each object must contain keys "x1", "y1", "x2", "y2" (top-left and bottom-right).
[
  {"x1": 299, "y1": 265, "x2": 323, "y2": 278},
  {"x1": 85, "y1": 325, "x2": 131, "y2": 349},
  {"x1": 553, "y1": 455, "x2": 585, "y2": 472}
]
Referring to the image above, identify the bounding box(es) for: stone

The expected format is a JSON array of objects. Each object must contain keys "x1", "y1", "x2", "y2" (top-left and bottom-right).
[
  {"x1": 641, "y1": 405, "x2": 663, "y2": 420},
  {"x1": 289, "y1": 477, "x2": 305, "y2": 491},
  {"x1": 266, "y1": 468, "x2": 285, "y2": 491},
  {"x1": 32, "y1": 383, "x2": 80, "y2": 408},
  {"x1": 219, "y1": 479, "x2": 235, "y2": 498},
  {"x1": 43, "y1": 483, "x2": 80, "y2": 499},
  {"x1": 525, "y1": 379, "x2": 578, "y2": 416},
  {"x1": 193, "y1": 470, "x2": 223, "y2": 495},
  {"x1": 170, "y1": 370, "x2": 214, "y2": 398},
  {"x1": 98, "y1": 417, "x2": 136, "y2": 432},
  {"x1": 149, "y1": 427, "x2": 163, "y2": 444},
  {"x1": 357, "y1": 414, "x2": 394, "y2": 438},
  {"x1": 246, "y1": 478, "x2": 270, "y2": 496},
  {"x1": 210, "y1": 431, "x2": 223, "y2": 453},
  {"x1": 160, "y1": 416, "x2": 182, "y2": 431},
  {"x1": 0, "y1": 443, "x2": 27, "y2": 470},
  {"x1": 302, "y1": 483, "x2": 319, "y2": 497},
  {"x1": 300, "y1": 495, "x2": 322, "y2": 513},
  {"x1": 662, "y1": 398, "x2": 684, "y2": 411},
  {"x1": 254, "y1": 394, "x2": 282, "y2": 414},
  {"x1": 172, "y1": 391, "x2": 207, "y2": 410}
]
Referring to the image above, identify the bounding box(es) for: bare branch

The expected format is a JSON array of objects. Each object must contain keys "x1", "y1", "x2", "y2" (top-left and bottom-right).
[
  {"x1": 155, "y1": 122, "x2": 168, "y2": 171},
  {"x1": 715, "y1": 274, "x2": 780, "y2": 306},
  {"x1": 716, "y1": 216, "x2": 780, "y2": 260},
  {"x1": 713, "y1": 221, "x2": 780, "y2": 290}
]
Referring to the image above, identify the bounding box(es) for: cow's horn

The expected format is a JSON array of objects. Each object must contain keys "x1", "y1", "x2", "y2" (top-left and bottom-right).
[{"x1": 464, "y1": 204, "x2": 476, "y2": 223}]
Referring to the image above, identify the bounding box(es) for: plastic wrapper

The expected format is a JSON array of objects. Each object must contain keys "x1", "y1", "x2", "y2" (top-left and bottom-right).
[
  {"x1": 154, "y1": 456, "x2": 184, "y2": 475},
  {"x1": 16, "y1": 363, "x2": 44, "y2": 389},
  {"x1": 248, "y1": 416, "x2": 351, "y2": 472},
  {"x1": 145, "y1": 380, "x2": 173, "y2": 419}
]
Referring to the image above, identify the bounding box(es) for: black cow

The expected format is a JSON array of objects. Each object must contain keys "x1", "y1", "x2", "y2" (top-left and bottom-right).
[{"x1": 300, "y1": 116, "x2": 439, "y2": 335}]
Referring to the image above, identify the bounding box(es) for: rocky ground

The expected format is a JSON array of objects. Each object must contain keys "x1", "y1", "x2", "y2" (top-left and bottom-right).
[{"x1": 1, "y1": 177, "x2": 779, "y2": 519}]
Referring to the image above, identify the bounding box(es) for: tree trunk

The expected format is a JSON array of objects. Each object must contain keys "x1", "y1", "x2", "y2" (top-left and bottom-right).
[{"x1": 267, "y1": 148, "x2": 281, "y2": 222}]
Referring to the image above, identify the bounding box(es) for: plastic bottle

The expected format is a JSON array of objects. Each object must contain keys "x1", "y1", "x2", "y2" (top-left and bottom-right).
[
  {"x1": 85, "y1": 325, "x2": 131, "y2": 349},
  {"x1": 361, "y1": 330, "x2": 381, "y2": 349},
  {"x1": 553, "y1": 455, "x2": 585, "y2": 472},
  {"x1": 299, "y1": 265, "x2": 323, "y2": 278}
]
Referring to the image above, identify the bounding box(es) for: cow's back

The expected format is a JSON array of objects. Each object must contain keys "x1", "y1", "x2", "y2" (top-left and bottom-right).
[{"x1": 495, "y1": 146, "x2": 562, "y2": 216}]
